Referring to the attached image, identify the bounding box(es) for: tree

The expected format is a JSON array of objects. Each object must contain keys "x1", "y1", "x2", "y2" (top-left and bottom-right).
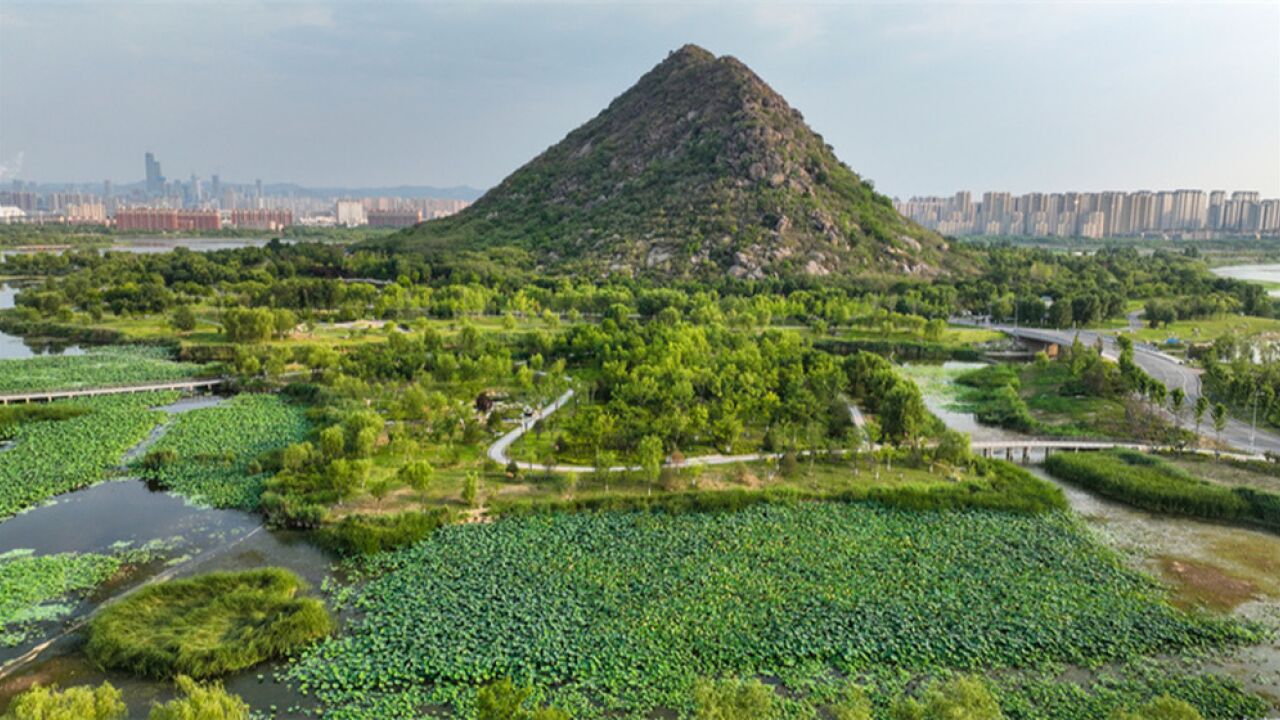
[
  {"x1": 934, "y1": 429, "x2": 971, "y2": 466},
  {"x1": 4, "y1": 682, "x2": 126, "y2": 720},
  {"x1": 149, "y1": 676, "x2": 250, "y2": 720},
  {"x1": 637, "y1": 435, "x2": 663, "y2": 497},
  {"x1": 1193, "y1": 396, "x2": 1209, "y2": 437},
  {"x1": 399, "y1": 460, "x2": 435, "y2": 501},
  {"x1": 880, "y1": 382, "x2": 928, "y2": 447},
  {"x1": 170, "y1": 305, "x2": 197, "y2": 333},
  {"x1": 1108, "y1": 695, "x2": 1203, "y2": 720},
  {"x1": 319, "y1": 426, "x2": 346, "y2": 460},
  {"x1": 1212, "y1": 402, "x2": 1228, "y2": 444},
  {"x1": 463, "y1": 470, "x2": 481, "y2": 507},
  {"x1": 1169, "y1": 387, "x2": 1186, "y2": 427},
  {"x1": 475, "y1": 678, "x2": 570, "y2": 720},
  {"x1": 693, "y1": 678, "x2": 775, "y2": 720}
]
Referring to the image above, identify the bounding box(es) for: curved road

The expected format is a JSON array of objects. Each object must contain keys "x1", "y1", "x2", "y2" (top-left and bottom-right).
[{"x1": 986, "y1": 323, "x2": 1280, "y2": 455}]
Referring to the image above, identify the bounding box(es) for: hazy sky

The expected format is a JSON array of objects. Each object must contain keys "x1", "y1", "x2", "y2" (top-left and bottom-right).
[{"x1": 2, "y1": 1, "x2": 1278, "y2": 196}]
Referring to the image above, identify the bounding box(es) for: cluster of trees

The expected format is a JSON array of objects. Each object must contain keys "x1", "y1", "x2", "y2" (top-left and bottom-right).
[
  {"x1": 553, "y1": 319, "x2": 851, "y2": 459},
  {"x1": 1201, "y1": 335, "x2": 1279, "y2": 430},
  {"x1": 954, "y1": 246, "x2": 1273, "y2": 327}
]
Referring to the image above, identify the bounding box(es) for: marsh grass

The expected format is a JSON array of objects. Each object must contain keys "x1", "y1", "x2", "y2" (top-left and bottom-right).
[{"x1": 84, "y1": 568, "x2": 333, "y2": 679}]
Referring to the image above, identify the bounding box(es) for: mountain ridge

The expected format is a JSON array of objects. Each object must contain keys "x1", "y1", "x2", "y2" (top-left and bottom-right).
[{"x1": 373, "y1": 44, "x2": 956, "y2": 279}]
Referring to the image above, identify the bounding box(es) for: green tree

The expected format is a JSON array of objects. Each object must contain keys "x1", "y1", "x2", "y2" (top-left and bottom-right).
[
  {"x1": 4, "y1": 682, "x2": 126, "y2": 720},
  {"x1": 148, "y1": 676, "x2": 250, "y2": 720},
  {"x1": 319, "y1": 425, "x2": 346, "y2": 460},
  {"x1": 398, "y1": 460, "x2": 436, "y2": 501},
  {"x1": 1212, "y1": 402, "x2": 1228, "y2": 443},
  {"x1": 1193, "y1": 396, "x2": 1209, "y2": 437},
  {"x1": 1169, "y1": 387, "x2": 1186, "y2": 428},
  {"x1": 170, "y1": 305, "x2": 197, "y2": 333},
  {"x1": 880, "y1": 382, "x2": 928, "y2": 447},
  {"x1": 637, "y1": 435, "x2": 664, "y2": 497},
  {"x1": 692, "y1": 677, "x2": 775, "y2": 720},
  {"x1": 463, "y1": 470, "x2": 481, "y2": 507}
]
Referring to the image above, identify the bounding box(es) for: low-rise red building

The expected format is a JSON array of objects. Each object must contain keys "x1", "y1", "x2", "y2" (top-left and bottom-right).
[{"x1": 114, "y1": 208, "x2": 221, "y2": 231}]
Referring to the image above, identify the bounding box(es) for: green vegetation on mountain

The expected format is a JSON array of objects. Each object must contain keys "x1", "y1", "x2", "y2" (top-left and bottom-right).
[{"x1": 371, "y1": 45, "x2": 954, "y2": 279}]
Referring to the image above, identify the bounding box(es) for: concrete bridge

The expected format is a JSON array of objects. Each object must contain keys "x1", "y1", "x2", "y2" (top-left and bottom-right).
[
  {"x1": 0, "y1": 377, "x2": 228, "y2": 405},
  {"x1": 970, "y1": 439, "x2": 1265, "y2": 464}
]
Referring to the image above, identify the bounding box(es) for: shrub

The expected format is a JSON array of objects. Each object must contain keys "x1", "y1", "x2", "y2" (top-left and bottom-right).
[
  {"x1": 475, "y1": 678, "x2": 569, "y2": 720},
  {"x1": 148, "y1": 676, "x2": 249, "y2": 720},
  {"x1": 693, "y1": 677, "x2": 775, "y2": 720},
  {"x1": 1109, "y1": 694, "x2": 1203, "y2": 720},
  {"x1": 920, "y1": 675, "x2": 1003, "y2": 719},
  {"x1": 1043, "y1": 451, "x2": 1279, "y2": 529},
  {"x1": 85, "y1": 568, "x2": 333, "y2": 679},
  {"x1": 316, "y1": 509, "x2": 452, "y2": 556},
  {"x1": 3, "y1": 682, "x2": 126, "y2": 720}
]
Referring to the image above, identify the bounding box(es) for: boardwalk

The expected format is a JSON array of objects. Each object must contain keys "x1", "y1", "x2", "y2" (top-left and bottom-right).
[{"x1": 0, "y1": 377, "x2": 227, "y2": 405}]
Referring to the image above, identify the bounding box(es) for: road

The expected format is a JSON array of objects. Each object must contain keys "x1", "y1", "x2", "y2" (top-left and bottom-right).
[{"x1": 986, "y1": 323, "x2": 1280, "y2": 455}]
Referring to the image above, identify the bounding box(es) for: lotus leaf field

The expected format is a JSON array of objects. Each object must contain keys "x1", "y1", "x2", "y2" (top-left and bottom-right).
[
  {"x1": 288, "y1": 504, "x2": 1265, "y2": 719},
  {"x1": 0, "y1": 346, "x2": 213, "y2": 394},
  {"x1": 0, "y1": 392, "x2": 176, "y2": 518},
  {"x1": 135, "y1": 394, "x2": 310, "y2": 510},
  {"x1": 0, "y1": 549, "x2": 122, "y2": 647}
]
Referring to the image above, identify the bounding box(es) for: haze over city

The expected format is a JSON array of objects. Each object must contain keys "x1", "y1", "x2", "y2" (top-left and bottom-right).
[{"x1": 2, "y1": 1, "x2": 1278, "y2": 196}]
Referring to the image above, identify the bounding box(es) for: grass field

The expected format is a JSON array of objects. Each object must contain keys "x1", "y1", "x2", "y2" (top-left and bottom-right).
[{"x1": 1120, "y1": 316, "x2": 1280, "y2": 344}]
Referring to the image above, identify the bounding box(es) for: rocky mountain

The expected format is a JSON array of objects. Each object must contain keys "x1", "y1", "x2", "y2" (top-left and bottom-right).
[{"x1": 372, "y1": 44, "x2": 955, "y2": 279}]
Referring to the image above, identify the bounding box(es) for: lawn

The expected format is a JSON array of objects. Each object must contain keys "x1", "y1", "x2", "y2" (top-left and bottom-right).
[
  {"x1": 287, "y1": 503, "x2": 1264, "y2": 719},
  {"x1": 1121, "y1": 315, "x2": 1280, "y2": 344}
]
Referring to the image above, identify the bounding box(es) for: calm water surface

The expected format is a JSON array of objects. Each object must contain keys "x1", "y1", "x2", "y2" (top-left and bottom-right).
[{"x1": 1213, "y1": 263, "x2": 1280, "y2": 297}]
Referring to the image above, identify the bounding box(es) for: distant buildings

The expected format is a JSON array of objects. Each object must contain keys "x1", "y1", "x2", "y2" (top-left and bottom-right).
[
  {"x1": 367, "y1": 209, "x2": 423, "y2": 228},
  {"x1": 0, "y1": 155, "x2": 473, "y2": 228},
  {"x1": 229, "y1": 209, "x2": 293, "y2": 231},
  {"x1": 335, "y1": 200, "x2": 367, "y2": 227},
  {"x1": 896, "y1": 189, "x2": 1280, "y2": 238},
  {"x1": 144, "y1": 152, "x2": 166, "y2": 195},
  {"x1": 115, "y1": 208, "x2": 221, "y2": 231}
]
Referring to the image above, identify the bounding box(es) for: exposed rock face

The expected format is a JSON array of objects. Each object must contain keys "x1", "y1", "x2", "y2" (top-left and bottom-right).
[{"x1": 375, "y1": 44, "x2": 954, "y2": 278}]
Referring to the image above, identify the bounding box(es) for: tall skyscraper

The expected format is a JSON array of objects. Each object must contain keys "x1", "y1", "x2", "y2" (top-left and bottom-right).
[{"x1": 144, "y1": 152, "x2": 165, "y2": 195}]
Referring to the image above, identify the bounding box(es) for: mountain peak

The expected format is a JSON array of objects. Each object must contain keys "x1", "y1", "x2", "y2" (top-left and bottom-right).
[{"x1": 377, "y1": 45, "x2": 953, "y2": 279}]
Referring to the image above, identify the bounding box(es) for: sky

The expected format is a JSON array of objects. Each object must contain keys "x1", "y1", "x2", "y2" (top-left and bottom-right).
[{"x1": 1, "y1": 1, "x2": 1278, "y2": 197}]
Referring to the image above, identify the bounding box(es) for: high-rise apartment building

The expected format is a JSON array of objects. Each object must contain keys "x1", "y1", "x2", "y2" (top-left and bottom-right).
[{"x1": 895, "y1": 188, "x2": 1278, "y2": 238}]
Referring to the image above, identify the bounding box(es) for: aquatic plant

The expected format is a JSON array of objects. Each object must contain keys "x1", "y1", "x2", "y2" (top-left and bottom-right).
[
  {"x1": 85, "y1": 568, "x2": 333, "y2": 679},
  {"x1": 287, "y1": 504, "x2": 1261, "y2": 718}
]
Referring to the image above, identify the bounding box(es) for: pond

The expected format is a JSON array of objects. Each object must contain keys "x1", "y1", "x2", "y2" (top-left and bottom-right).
[
  {"x1": 0, "y1": 395, "x2": 335, "y2": 717},
  {"x1": 1213, "y1": 263, "x2": 1280, "y2": 297},
  {"x1": 0, "y1": 282, "x2": 83, "y2": 360}
]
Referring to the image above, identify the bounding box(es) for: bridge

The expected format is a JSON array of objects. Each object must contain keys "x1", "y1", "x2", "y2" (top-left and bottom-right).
[
  {"x1": 970, "y1": 438, "x2": 1265, "y2": 464},
  {"x1": 0, "y1": 377, "x2": 228, "y2": 405}
]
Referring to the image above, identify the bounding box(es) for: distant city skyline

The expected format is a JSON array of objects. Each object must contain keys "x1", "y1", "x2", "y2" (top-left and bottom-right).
[
  {"x1": 1, "y1": 2, "x2": 1277, "y2": 197},
  {"x1": 897, "y1": 189, "x2": 1280, "y2": 239}
]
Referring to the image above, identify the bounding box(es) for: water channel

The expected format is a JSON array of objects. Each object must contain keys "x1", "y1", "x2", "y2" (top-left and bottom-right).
[{"x1": 0, "y1": 394, "x2": 335, "y2": 716}]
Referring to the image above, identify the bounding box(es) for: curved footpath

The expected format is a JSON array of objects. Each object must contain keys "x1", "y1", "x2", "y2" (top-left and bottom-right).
[{"x1": 486, "y1": 385, "x2": 1266, "y2": 474}]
